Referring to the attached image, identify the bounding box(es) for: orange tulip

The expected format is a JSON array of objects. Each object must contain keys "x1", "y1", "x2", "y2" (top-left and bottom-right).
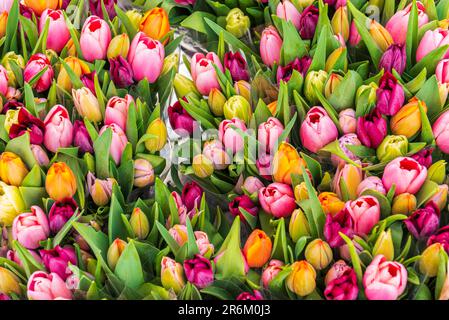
[
  {"x1": 45, "y1": 162, "x2": 77, "y2": 201},
  {"x1": 272, "y1": 142, "x2": 306, "y2": 185},
  {"x1": 24, "y1": 0, "x2": 61, "y2": 16},
  {"x1": 139, "y1": 8, "x2": 170, "y2": 44},
  {"x1": 0, "y1": 152, "x2": 29, "y2": 186},
  {"x1": 391, "y1": 98, "x2": 427, "y2": 138},
  {"x1": 243, "y1": 229, "x2": 272, "y2": 268},
  {"x1": 267, "y1": 101, "x2": 277, "y2": 116},
  {"x1": 0, "y1": 12, "x2": 7, "y2": 38},
  {"x1": 57, "y1": 57, "x2": 90, "y2": 92},
  {"x1": 318, "y1": 192, "x2": 345, "y2": 216}
]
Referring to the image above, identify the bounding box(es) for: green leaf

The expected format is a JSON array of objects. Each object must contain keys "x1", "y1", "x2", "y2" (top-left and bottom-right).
[
  {"x1": 115, "y1": 5, "x2": 138, "y2": 39},
  {"x1": 280, "y1": 19, "x2": 307, "y2": 65},
  {"x1": 114, "y1": 240, "x2": 145, "y2": 289},
  {"x1": 53, "y1": 209, "x2": 82, "y2": 247},
  {"x1": 93, "y1": 128, "x2": 112, "y2": 179},
  {"x1": 406, "y1": 0, "x2": 418, "y2": 66},
  {"x1": 2, "y1": 0, "x2": 19, "y2": 56},
  {"x1": 409, "y1": 45, "x2": 449, "y2": 77},
  {"x1": 339, "y1": 232, "x2": 363, "y2": 284}
]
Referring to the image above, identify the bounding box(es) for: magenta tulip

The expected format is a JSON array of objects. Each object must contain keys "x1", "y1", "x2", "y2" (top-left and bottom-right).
[
  {"x1": 427, "y1": 226, "x2": 449, "y2": 254},
  {"x1": 224, "y1": 51, "x2": 250, "y2": 82},
  {"x1": 262, "y1": 260, "x2": 284, "y2": 288},
  {"x1": 218, "y1": 118, "x2": 247, "y2": 154},
  {"x1": 433, "y1": 109, "x2": 449, "y2": 153},
  {"x1": 73, "y1": 120, "x2": 94, "y2": 154},
  {"x1": 191, "y1": 52, "x2": 223, "y2": 96},
  {"x1": 99, "y1": 123, "x2": 128, "y2": 165},
  {"x1": 276, "y1": 1, "x2": 301, "y2": 30},
  {"x1": 324, "y1": 267, "x2": 358, "y2": 300},
  {"x1": 48, "y1": 198, "x2": 78, "y2": 234},
  {"x1": 183, "y1": 254, "x2": 214, "y2": 289},
  {"x1": 356, "y1": 108, "x2": 387, "y2": 149},
  {"x1": 357, "y1": 176, "x2": 386, "y2": 196},
  {"x1": 27, "y1": 271, "x2": 73, "y2": 300},
  {"x1": 0, "y1": 65, "x2": 8, "y2": 96},
  {"x1": 259, "y1": 182, "x2": 296, "y2": 218},
  {"x1": 228, "y1": 194, "x2": 258, "y2": 222},
  {"x1": 349, "y1": 21, "x2": 361, "y2": 46},
  {"x1": 109, "y1": 56, "x2": 134, "y2": 88},
  {"x1": 105, "y1": 95, "x2": 134, "y2": 132},
  {"x1": 174, "y1": 0, "x2": 195, "y2": 4},
  {"x1": 436, "y1": 59, "x2": 449, "y2": 84},
  {"x1": 81, "y1": 72, "x2": 96, "y2": 95},
  {"x1": 89, "y1": 0, "x2": 117, "y2": 20},
  {"x1": 258, "y1": 117, "x2": 284, "y2": 154},
  {"x1": 404, "y1": 202, "x2": 440, "y2": 240},
  {"x1": 128, "y1": 32, "x2": 164, "y2": 83},
  {"x1": 181, "y1": 181, "x2": 203, "y2": 213},
  {"x1": 236, "y1": 290, "x2": 263, "y2": 300},
  {"x1": 260, "y1": 26, "x2": 283, "y2": 68},
  {"x1": 39, "y1": 246, "x2": 77, "y2": 280},
  {"x1": 376, "y1": 71, "x2": 405, "y2": 116},
  {"x1": 23, "y1": 53, "x2": 54, "y2": 93},
  {"x1": 43, "y1": 105, "x2": 73, "y2": 153},
  {"x1": 379, "y1": 44, "x2": 406, "y2": 74},
  {"x1": 12, "y1": 206, "x2": 50, "y2": 250},
  {"x1": 411, "y1": 147, "x2": 433, "y2": 168},
  {"x1": 168, "y1": 98, "x2": 196, "y2": 136},
  {"x1": 39, "y1": 9, "x2": 70, "y2": 52},
  {"x1": 276, "y1": 56, "x2": 312, "y2": 83},
  {"x1": 416, "y1": 28, "x2": 449, "y2": 62},
  {"x1": 386, "y1": 2, "x2": 428, "y2": 45},
  {"x1": 363, "y1": 255, "x2": 407, "y2": 300},
  {"x1": 298, "y1": 5, "x2": 319, "y2": 40},
  {"x1": 382, "y1": 157, "x2": 427, "y2": 195},
  {"x1": 80, "y1": 15, "x2": 112, "y2": 62},
  {"x1": 324, "y1": 208, "x2": 354, "y2": 248},
  {"x1": 300, "y1": 106, "x2": 338, "y2": 153},
  {"x1": 9, "y1": 108, "x2": 45, "y2": 145},
  {"x1": 345, "y1": 196, "x2": 380, "y2": 237}
]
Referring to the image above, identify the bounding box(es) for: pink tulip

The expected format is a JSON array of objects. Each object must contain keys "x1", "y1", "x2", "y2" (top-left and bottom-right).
[
  {"x1": 191, "y1": 52, "x2": 223, "y2": 96},
  {"x1": 349, "y1": 21, "x2": 361, "y2": 46},
  {"x1": 0, "y1": 65, "x2": 9, "y2": 96},
  {"x1": 105, "y1": 94, "x2": 134, "y2": 132},
  {"x1": 0, "y1": 0, "x2": 13, "y2": 13},
  {"x1": 242, "y1": 176, "x2": 264, "y2": 195},
  {"x1": 331, "y1": 133, "x2": 361, "y2": 167},
  {"x1": 43, "y1": 105, "x2": 73, "y2": 153},
  {"x1": 433, "y1": 109, "x2": 449, "y2": 153},
  {"x1": 128, "y1": 32, "x2": 164, "y2": 83},
  {"x1": 27, "y1": 271, "x2": 73, "y2": 300},
  {"x1": 218, "y1": 118, "x2": 247, "y2": 154},
  {"x1": 39, "y1": 246, "x2": 77, "y2": 280},
  {"x1": 260, "y1": 26, "x2": 283, "y2": 68},
  {"x1": 363, "y1": 255, "x2": 407, "y2": 300},
  {"x1": 257, "y1": 153, "x2": 273, "y2": 180},
  {"x1": 436, "y1": 59, "x2": 449, "y2": 84},
  {"x1": 416, "y1": 28, "x2": 449, "y2": 62},
  {"x1": 183, "y1": 254, "x2": 214, "y2": 289},
  {"x1": 300, "y1": 106, "x2": 338, "y2": 153},
  {"x1": 262, "y1": 260, "x2": 284, "y2": 288},
  {"x1": 80, "y1": 15, "x2": 112, "y2": 62},
  {"x1": 276, "y1": 1, "x2": 301, "y2": 30},
  {"x1": 382, "y1": 157, "x2": 427, "y2": 195},
  {"x1": 258, "y1": 117, "x2": 284, "y2": 154},
  {"x1": 99, "y1": 123, "x2": 128, "y2": 165},
  {"x1": 23, "y1": 53, "x2": 54, "y2": 93},
  {"x1": 194, "y1": 231, "x2": 214, "y2": 258},
  {"x1": 324, "y1": 267, "x2": 358, "y2": 300},
  {"x1": 345, "y1": 195, "x2": 380, "y2": 236},
  {"x1": 7, "y1": 249, "x2": 42, "y2": 266},
  {"x1": 39, "y1": 9, "x2": 70, "y2": 53},
  {"x1": 357, "y1": 176, "x2": 386, "y2": 196},
  {"x1": 339, "y1": 108, "x2": 356, "y2": 134},
  {"x1": 325, "y1": 260, "x2": 351, "y2": 285},
  {"x1": 12, "y1": 206, "x2": 50, "y2": 250},
  {"x1": 259, "y1": 182, "x2": 296, "y2": 218},
  {"x1": 386, "y1": 2, "x2": 428, "y2": 45}
]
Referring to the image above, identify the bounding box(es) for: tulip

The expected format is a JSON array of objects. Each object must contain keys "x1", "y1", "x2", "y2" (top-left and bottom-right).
[
  {"x1": 304, "y1": 70, "x2": 328, "y2": 104},
  {"x1": 427, "y1": 184, "x2": 448, "y2": 211},
  {"x1": 168, "y1": 99, "x2": 196, "y2": 136},
  {"x1": 382, "y1": 157, "x2": 427, "y2": 195},
  {"x1": 1, "y1": 52, "x2": 24, "y2": 88},
  {"x1": 57, "y1": 57, "x2": 90, "y2": 92},
  {"x1": 72, "y1": 120, "x2": 93, "y2": 155},
  {"x1": 100, "y1": 124, "x2": 129, "y2": 165},
  {"x1": 259, "y1": 182, "x2": 296, "y2": 218},
  {"x1": 139, "y1": 8, "x2": 170, "y2": 43},
  {"x1": 391, "y1": 98, "x2": 426, "y2": 138},
  {"x1": 436, "y1": 59, "x2": 449, "y2": 84},
  {"x1": 305, "y1": 239, "x2": 333, "y2": 270},
  {"x1": 277, "y1": 56, "x2": 312, "y2": 83},
  {"x1": 190, "y1": 52, "x2": 223, "y2": 96},
  {"x1": 48, "y1": 198, "x2": 78, "y2": 234},
  {"x1": 0, "y1": 152, "x2": 29, "y2": 186},
  {"x1": 9, "y1": 108, "x2": 45, "y2": 145},
  {"x1": 294, "y1": 182, "x2": 311, "y2": 201},
  {"x1": 331, "y1": 133, "x2": 361, "y2": 167},
  {"x1": 297, "y1": 5, "x2": 319, "y2": 39},
  {"x1": 24, "y1": 0, "x2": 61, "y2": 16},
  {"x1": 349, "y1": 21, "x2": 361, "y2": 46},
  {"x1": 392, "y1": 193, "x2": 417, "y2": 215},
  {"x1": 428, "y1": 226, "x2": 449, "y2": 254},
  {"x1": 404, "y1": 202, "x2": 440, "y2": 240},
  {"x1": 12, "y1": 206, "x2": 50, "y2": 249},
  {"x1": 433, "y1": 109, "x2": 449, "y2": 153},
  {"x1": 345, "y1": 195, "x2": 380, "y2": 237},
  {"x1": 242, "y1": 176, "x2": 264, "y2": 195},
  {"x1": 272, "y1": 142, "x2": 306, "y2": 185},
  {"x1": 192, "y1": 154, "x2": 214, "y2": 178},
  {"x1": 333, "y1": 162, "x2": 363, "y2": 201},
  {"x1": 373, "y1": 229, "x2": 394, "y2": 261},
  {"x1": 331, "y1": 6, "x2": 349, "y2": 41},
  {"x1": 0, "y1": 0, "x2": 13, "y2": 13},
  {"x1": 208, "y1": 88, "x2": 226, "y2": 116},
  {"x1": 236, "y1": 290, "x2": 264, "y2": 300},
  {"x1": 72, "y1": 88, "x2": 102, "y2": 123},
  {"x1": 183, "y1": 254, "x2": 214, "y2": 289},
  {"x1": 218, "y1": 118, "x2": 247, "y2": 154},
  {"x1": 39, "y1": 246, "x2": 76, "y2": 280},
  {"x1": 261, "y1": 260, "x2": 284, "y2": 289},
  {"x1": 203, "y1": 140, "x2": 230, "y2": 170},
  {"x1": 105, "y1": 95, "x2": 133, "y2": 132},
  {"x1": 339, "y1": 108, "x2": 356, "y2": 134},
  {"x1": 225, "y1": 8, "x2": 250, "y2": 38},
  {"x1": 0, "y1": 65, "x2": 8, "y2": 97},
  {"x1": 174, "y1": 0, "x2": 195, "y2": 4},
  {"x1": 289, "y1": 209, "x2": 311, "y2": 242},
  {"x1": 234, "y1": 80, "x2": 251, "y2": 103},
  {"x1": 161, "y1": 256, "x2": 185, "y2": 294},
  {"x1": 30, "y1": 145, "x2": 50, "y2": 166},
  {"x1": 129, "y1": 207, "x2": 150, "y2": 240},
  {"x1": 228, "y1": 194, "x2": 258, "y2": 222},
  {"x1": 133, "y1": 158, "x2": 154, "y2": 188},
  {"x1": 144, "y1": 118, "x2": 166, "y2": 154},
  {"x1": 419, "y1": 243, "x2": 444, "y2": 277},
  {"x1": 287, "y1": 260, "x2": 316, "y2": 296},
  {"x1": 319, "y1": 192, "x2": 345, "y2": 216},
  {"x1": 376, "y1": 71, "x2": 405, "y2": 116},
  {"x1": 86, "y1": 172, "x2": 115, "y2": 207},
  {"x1": 25, "y1": 53, "x2": 55, "y2": 92},
  {"x1": 258, "y1": 117, "x2": 284, "y2": 155},
  {"x1": 356, "y1": 108, "x2": 387, "y2": 149},
  {"x1": 107, "y1": 33, "x2": 130, "y2": 60},
  {"x1": 173, "y1": 74, "x2": 200, "y2": 100},
  {"x1": 223, "y1": 95, "x2": 252, "y2": 124},
  {"x1": 379, "y1": 44, "x2": 406, "y2": 74},
  {"x1": 224, "y1": 51, "x2": 249, "y2": 82},
  {"x1": 260, "y1": 26, "x2": 283, "y2": 68},
  {"x1": 357, "y1": 176, "x2": 386, "y2": 196},
  {"x1": 43, "y1": 105, "x2": 73, "y2": 153},
  {"x1": 324, "y1": 208, "x2": 354, "y2": 248},
  {"x1": 324, "y1": 267, "x2": 358, "y2": 300},
  {"x1": 386, "y1": 2, "x2": 428, "y2": 45},
  {"x1": 243, "y1": 229, "x2": 272, "y2": 268},
  {"x1": 276, "y1": 1, "x2": 301, "y2": 30},
  {"x1": 411, "y1": 147, "x2": 433, "y2": 168},
  {"x1": 27, "y1": 271, "x2": 72, "y2": 300},
  {"x1": 369, "y1": 19, "x2": 394, "y2": 51},
  {"x1": 80, "y1": 16, "x2": 111, "y2": 62},
  {"x1": 376, "y1": 135, "x2": 408, "y2": 163},
  {"x1": 0, "y1": 181, "x2": 25, "y2": 227},
  {"x1": 195, "y1": 231, "x2": 214, "y2": 258},
  {"x1": 0, "y1": 267, "x2": 21, "y2": 298},
  {"x1": 109, "y1": 56, "x2": 134, "y2": 88},
  {"x1": 39, "y1": 9, "x2": 70, "y2": 52},
  {"x1": 46, "y1": 162, "x2": 77, "y2": 202},
  {"x1": 107, "y1": 238, "x2": 126, "y2": 270},
  {"x1": 300, "y1": 106, "x2": 338, "y2": 153},
  {"x1": 88, "y1": 0, "x2": 116, "y2": 19},
  {"x1": 325, "y1": 260, "x2": 350, "y2": 285},
  {"x1": 181, "y1": 181, "x2": 203, "y2": 214},
  {"x1": 416, "y1": 28, "x2": 449, "y2": 62},
  {"x1": 128, "y1": 32, "x2": 164, "y2": 83}
]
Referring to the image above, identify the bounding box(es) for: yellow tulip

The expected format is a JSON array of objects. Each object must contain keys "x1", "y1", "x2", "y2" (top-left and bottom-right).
[
  {"x1": 286, "y1": 260, "x2": 316, "y2": 297},
  {"x1": 0, "y1": 152, "x2": 29, "y2": 186},
  {"x1": 107, "y1": 34, "x2": 130, "y2": 60},
  {"x1": 331, "y1": 6, "x2": 349, "y2": 41},
  {"x1": 305, "y1": 239, "x2": 333, "y2": 270},
  {"x1": 372, "y1": 229, "x2": 394, "y2": 261},
  {"x1": 419, "y1": 243, "x2": 444, "y2": 277},
  {"x1": 144, "y1": 118, "x2": 167, "y2": 153},
  {"x1": 0, "y1": 12, "x2": 7, "y2": 38},
  {"x1": 0, "y1": 181, "x2": 25, "y2": 226},
  {"x1": 391, "y1": 193, "x2": 417, "y2": 215},
  {"x1": 369, "y1": 19, "x2": 394, "y2": 51},
  {"x1": 140, "y1": 8, "x2": 170, "y2": 44},
  {"x1": 107, "y1": 238, "x2": 127, "y2": 271},
  {"x1": 57, "y1": 57, "x2": 90, "y2": 92},
  {"x1": 318, "y1": 192, "x2": 345, "y2": 216},
  {"x1": 272, "y1": 142, "x2": 306, "y2": 185},
  {"x1": 0, "y1": 267, "x2": 21, "y2": 296}
]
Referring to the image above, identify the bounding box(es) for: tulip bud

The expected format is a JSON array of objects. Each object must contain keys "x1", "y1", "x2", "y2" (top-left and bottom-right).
[
  {"x1": 225, "y1": 8, "x2": 250, "y2": 38},
  {"x1": 129, "y1": 207, "x2": 150, "y2": 240},
  {"x1": 286, "y1": 260, "x2": 316, "y2": 296},
  {"x1": 203, "y1": 140, "x2": 230, "y2": 170},
  {"x1": 129, "y1": 32, "x2": 164, "y2": 83},
  {"x1": 134, "y1": 158, "x2": 155, "y2": 188},
  {"x1": 46, "y1": 162, "x2": 77, "y2": 201},
  {"x1": 0, "y1": 152, "x2": 29, "y2": 186},
  {"x1": 324, "y1": 73, "x2": 343, "y2": 99},
  {"x1": 391, "y1": 98, "x2": 427, "y2": 138},
  {"x1": 428, "y1": 160, "x2": 447, "y2": 185},
  {"x1": 1, "y1": 52, "x2": 25, "y2": 87},
  {"x1": 326, "y1": 47, "x2": 347, "y2": 72},
  {"x1": 243, "y1": 229, "x2": 272, "y2": 268},
  {"x1": 80, "y1": 16, "x2": 112, "y2": 62},
  {"x1": 357, "y1": 108, "x2": 387, "y2": 149},
  {"x1": 260, "y1": 26, "x2": 283, "y2": 68},
  {"x1": 331, "y1": 6, "x2": 349, "y2": 41},
  {"x1": 234, "y1": 80, "x2": 251, "y2": 103},
  {"x1": 369, "y1": 19, "x2": 394, "y2": 51},
  {"x1": 173, "y1": 74, "x2": 200, "y2": 100},
  {"x1": 262, "y1": 260, "x2": 284, "y2": 289},
  {"x1": 109, "y1": 56, "x2": 134, "y2": 88},
  {"x1": 276, "y1": 56, "x2": 312, "y2": 83},
  {"x1": 376, "y1": 71, "x2": 405, "y2": 116},
  {"x1": 24, "y1": 0, "x2": 60, "y2": 16},
  {"x1": 304, "y1": 70, "x2": 328, "y2": 104},
  {"x1": 161, "y1": 53, "x2": 179, "y2": 76},
  {"x1": 289, "y1": 209, "x2": 311, "y2": 242},
  {"x1": 72, "y1": 88, "x2": 102, "y2": 123},
  {"x1": 208, "y1": 88, "x2": 227, "y2": 117},
  {"x1": 57, "y1": 57, "x2": 90, "y2": 92},
  {"x1": 0, "y1": 267, "x2": 21, "y2": 296},
  {"x1": 87, "y1": 172, "x2": 115, "y2": 207},
  {"x1": 183, "y1": 254, "x2": 214, "y2": 289},
  {"x1": 228, "y1": 194, "x2": 258, "y2": 222},
  {"x1": 223, "y1": 95, "x2": 252, "y2": 124},
  {"x1": 145, "y1": 118, "x2": 167, "y2": 153},
  {"x1": 267, "y1": 101, "x2": 277, "y2": 116},
  {"x1": 107, "y1": 34, "x2": 130, "y2": 60},
  {"x1": 355, "y1": 83, "x2": 377, "y2": 114},
  {"x1": 0, "y1": 12, "x2": 7, "y2": 38},
  {"x1": 376, "y1": 135, "x2": 408, "y2": 163},
  {"x1": 339, "y1": 109, "x2": 356, "y2": 134},
  {"x1": 192, "y1": 154, "x2": 214, "y2": 178},
  {"x1": 0, "y1": 181, "x2": 26, "y2": 226},
  {"x1": 373, "y1": 229, "x2": 394, "y2": 261},
  {"x1": 161, "y1": 256, "x2": 185, "y2": 294},
  {"x1": 379, "y1": 44, "x2": 406, "y2": 74},
  {"x1": 294, "y1": 182, "x2": 309, "y2": 202},
  {"x1": 107, "y1": 238, "x2": 127, "y2": 271},
  {"x1": 139, "y1": 8, "x2": 170, "y2": 43},
  {"x1": 391, "y1": 193, "x2": 416, "y2": 216},
  {"x1": 420, "y1": 243, "x2": 445, "y2": 277},
  {"x1": 224, "y1": 51, "x2": 250, "y2": 82},
  {"x1": 333, "y1": 162, "x2": 363, "y2": 201},
  {"x1": 30, "y1": 145, "x2": 50, "y2": 167},
  {"x1": 298, "y1": 5, "x2": 319, "y2": 40},
  {"x1": 300, "y1": 106, "x2": 338, "y2": 153},
  {"x1": 427, "y1": 184, "x2": 448, "y2": 211},
  {"x1": 319, "y1": 192, "x2": 345, "y2": 216},
  {"x1": 305, "y1": 239, "x2": 333, "y2": 270},
  {"x1": 277, "y1": 1, "x2": 301, "y2": 30},
  {"x1": 125, "y1": 10, "x2": 143, "y2": 29},
  {"x1": 272, "y1": 142, "x2": 306, "y2": 185}
]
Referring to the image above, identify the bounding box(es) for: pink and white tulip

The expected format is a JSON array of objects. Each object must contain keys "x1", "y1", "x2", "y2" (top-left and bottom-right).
[
  {"x1": 39, "y1": 9, "x2": 70, "y2": 53},
  {"x1": 43, "y1": 105, "x2": 73, "y2": 153},
  {"x1": 105, "y1": 94, "x2": 134, "y2": 132},
  {"x1": 191, "y1": 52, "x2": 223, "y2": 96},
  {"x1": 80, "y1": 15, "x2": 112, "y2": 62},
  {"x1": 128, "y1": 32, "x2": 164, "y2": 83},
  {"x1": 382, "y1": 157, "x2": 427, "y2": 195},
  {"x1": 12, "y1": 206, "x2": 50, "y2": 250}
]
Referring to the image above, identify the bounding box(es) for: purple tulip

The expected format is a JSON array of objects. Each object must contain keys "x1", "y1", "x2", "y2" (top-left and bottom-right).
[
  {"x1": 298, "y1": 5, "x2": 319, "y2": 40},
  {"x1": 427, "y1": 226, "x2": 449, "y2": 254},
  {"x1": 276, "y1": 56, "x2": 312, "y2": 83},
  {"x1": 183, "y1": 254, "x2": 214, "y2": 289},
  {"x1": 228, "y1": 195, "x2": 258, "y2": 222},
  {"x1": 404, "y1": 202, "x2": 440, "y2": 240},
  {"x1": 89, "y1": 0, "x2": 117, "y2": 20},
  {"x1": 109, "y1": 56, "x2": 134, "y2": 88},
  {"x1": 356, "y1": 108, "x2": 387, "y2": 149},
  {"x1": 379, "y1": 44, "x2": 406, "y2": 75},
  {"x1": 19, "y1": 3, "x2": 33, "y2": 19},
  {"x1": 376, "y1": 71, "x2": 405, "y2": 116},
  {"x1": 324, "y1": 268, "x2": 358, "y2": 300},
  {"x1": 73, "y1": 120, "x2": 94, "y2": 154},
  {"x1": 324, "y1": 208, "x2": 354, "y2": 248},
  {"x1": 9, "y1": 108, "x2": 45, "y2": 145},
  {"x1": 411, "y1": 147, "x2": 433, "y2": 168},
  {"x1": 81, "y1": 71, "x2": 96, "y2": 95},
  {"x1": 48, "y1": 198, "x2": 78, "y2": 234},
  {"x1": 168, "y1": 98, "x2": 196, "y2": 136},
  {"x1": 39, "y1": 246, "x2": 77, "y2": 281},
  {"x1": 1, "y1": 100, "x2": 23, "y2": 114},
  {"x1": 181, "y1": 181, "x2": 203, "y2": 213},
  {"x1": 224, "y1": 51, "x2": 250, "y2": 82}
]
